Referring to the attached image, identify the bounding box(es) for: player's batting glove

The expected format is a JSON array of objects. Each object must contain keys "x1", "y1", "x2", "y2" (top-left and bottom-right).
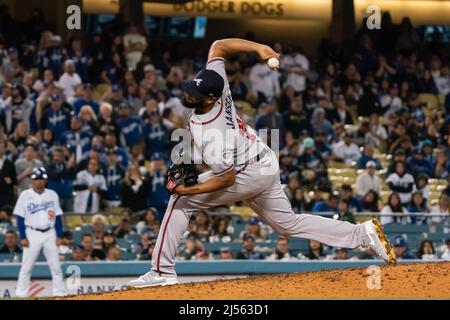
[{"x1": 166, "y1": 163, "x2": 198, "y2": 194}]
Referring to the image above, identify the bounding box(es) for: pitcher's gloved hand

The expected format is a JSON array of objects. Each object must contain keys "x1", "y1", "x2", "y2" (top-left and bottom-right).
[{"x1": 166, "y1": 163, "x2": 198, "y2": 194}]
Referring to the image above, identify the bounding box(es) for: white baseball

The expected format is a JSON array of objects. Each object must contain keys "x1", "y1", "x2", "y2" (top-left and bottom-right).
[{"x1": 267, "y1": 57, "x2": 279, "y2": 69}]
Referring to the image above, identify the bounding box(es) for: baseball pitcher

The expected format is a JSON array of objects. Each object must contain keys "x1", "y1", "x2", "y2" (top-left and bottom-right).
[
  {"x1": 14, "y1": 167, "x2": 66, "y2": 297},
  {"x1": 128, "y1": 38, "x2": 396, "y2": 288}
]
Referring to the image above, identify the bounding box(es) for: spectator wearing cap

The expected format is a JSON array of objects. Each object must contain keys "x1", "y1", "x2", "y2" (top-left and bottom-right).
[
  {"x1": 356, "y1": 144, "x2": 382, "y2": 170},
  {"x1": 236, "y1": 234, "x2": 264, "y2": 260},
  {"x1": 428, "y1": 193, "x2": 450, "y2": 225},
  {"x1": 102, "y1": 230, "x2": 118, "y2": 252},
  {"x1": 298, "y1": 137, "x2": 324, "y2": 173},
  {"x1": 117, "y1": 102, "x2": 145, "y2": 150},
  {"x1": 331, "y1": 131, "x2": 361, "y2": 166},
  {"x1": 280, "y1": 45, "x2": 309, "y2": 94},
  {"x1": 15, "y1": 143, "x2": 43, "y2": 192},
  {"x1": 145, "y1": 152, "x2": 169, "y2": 216},
  {"x1": 60, "y1": 115, "x2": 92, "y2": 164},
  {"x1": 310, "y1": 108, "x2": 334, "y2": 138},
  {"x1": 255, "y1": 98, "x2": 285, "y2": 141},
  {"x1": 406, "y1": 147, "x2": 434, "y2": 179},
  {"x1": 73, "y1": 83, "x2": 99, "y2": 115},
  {"x1": 71, "y1": 245, "x2": 87, "y2": 261},
  {"x1": 102, "y1": 148, "x2": 125, "y2": 208},
  {"x1": 141, "y1": 97, "x2": 169, "y2": 159},
  {"x1": 356, "y1": 160, "x2": 382, "y2": 197},
  {"x1": 249, "y1": 60, "x2": 280, "y2": 104},
  {"x1": 340, "y1": 184, "x2": 362, "y2": 212},
  {"x1": 311, "y1": 193, "x2": 339, "y2": 214},
  {"x1": 0, "y1": 141, "x2": 16, "y2": 208},
  {"x1": 219, "y1": 247, "x2": 233, "y2": 260},
  {"x1": 282, "y1": 96, "x2": 309, "y2": 139},
  {"x1": 101, "y1": 133, "x2": 128, "y2": 170},
  {"x1": 0, "y1": 230, "x2": 22, "y2": 254},
  {"x1": 40, "y1": 93, "x2": 71, "y2": 138},
  {"x1": 441, "y1": 237, "x2": 450, "y2": 261},
  {"x1": 58, "y1": 231, "x2": 73, "y2": 256},
  {"x1": 312, "y1": 130, "x2": 332, "y2": 161},
  {"x1": 421, "y1": 139, "x2": 436, "y2": 165},
  {"x1": 386, "y1": 161, "x2": 415, "y2": 205},
  {"x1": 333, "y1": 247, "x2": 349, "y2": 260},
  {"x1": 387, "y1": 148, "x2": 411, "y2": 175},
  {"x1": 58, "y1": 59, "x2": 82, "y2": 103},
  {"x1": 73, "y1": 157, "x2": 107, "y2": 214},
  {"x1": 328, "y1": 95, "x2": 354, "y2": 125},
  {"x1": 45, "y1": 147, "x2": 76, "y2": 211},
  {"x1": 121, "y1": 162, "x2": 150, "y2": 212},
  {"x1": 4, "y1": 83, "x2": 33, "y2": 134},
  {"x1": 392, "y1": 235, "x2": 416, "y2": 260},
  {"x1": 267, "y1": 237, "x2": 297, "y2": 261}
]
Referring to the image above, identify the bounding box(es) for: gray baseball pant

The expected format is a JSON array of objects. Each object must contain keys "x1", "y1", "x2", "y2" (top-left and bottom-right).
[{"x1": 151, "y1": 152, "x2": 369, "y2": 277}]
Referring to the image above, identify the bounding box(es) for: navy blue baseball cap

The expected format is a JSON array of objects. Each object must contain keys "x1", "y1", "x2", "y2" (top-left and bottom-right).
[
  {"x1": 31, "y1": 167, "x2": 48, "y2": 180},
  {"x1": 181, "y1": 69, "x2": 224, "y2": 99},
  {"x1": 50, "y1": 93, "x2": 61, "y2": 101},
  {"x1": 393, "y1": 235, "x2": 407, "y2": 247},
  {"x1": 151, "y1": 152, "x2": 165, "y2": 161}
]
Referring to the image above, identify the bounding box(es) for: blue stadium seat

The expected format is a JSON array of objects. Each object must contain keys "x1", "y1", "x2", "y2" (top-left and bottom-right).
[
  {"x1": 117, "y1": 238, "x2": 132, "y2": 251},
  {"x1": 120, "y1": 251, "x2": 137, "y2": 261},
  {"x1": 0, "y1": 253, "x2": 15, "y2": 262}
]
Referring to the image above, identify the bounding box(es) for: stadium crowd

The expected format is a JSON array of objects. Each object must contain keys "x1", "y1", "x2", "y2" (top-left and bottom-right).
[{"x1": 0, "y1": 7, "x2": 449, "y2": 261}]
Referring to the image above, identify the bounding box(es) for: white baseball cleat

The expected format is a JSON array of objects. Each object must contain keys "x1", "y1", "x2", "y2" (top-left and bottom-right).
[
  {"x1": 363, "y1": 219, "x2": 397, "y2": 264},
  {"x1": 127, "y1": 272, "x2": 178, "y2": 289}
]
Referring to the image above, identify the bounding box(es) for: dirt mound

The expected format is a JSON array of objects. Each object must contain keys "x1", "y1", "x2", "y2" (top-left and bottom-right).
[{"x1": 62, "y1": 262, "x2": 450, "y2": 299}]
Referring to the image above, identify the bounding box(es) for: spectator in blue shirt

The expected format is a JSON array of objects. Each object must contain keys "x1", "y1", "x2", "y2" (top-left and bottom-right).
[
  {"x1": 407, "y1": 191, "x2": 428, "y2": 225},
  {"x1": 421, "y1": 139, "x2": 436, "y2": 167},
  {"x1": 392, "y1": 235, "x2": 417, "y2": 260},
  {"x1": 146, "y1": 152, "x2": 169, "y2": 219},
  {"x1": 356, "y1": 144, "x2": 382, "y2": 170},
  {"x1": 142, "y1": 102, "x2": 168, "y2": 160},
  {"x1": 236, "y1": 235, "x2": 264, "y2": 260},
  {"x1": 117, "y1": 102, "x2": 144, "y2": 149},
  {"x1": 60, "y1": 116, "x2": 92, "y2": 164},
  {"x1": 40, "y1": 93, "x2": 71, "y2": 138},
  {"x1": 73, "y1": 83, "x2": 99, "y2": 114},
  {"x1": 406, "y1": 147, "x2": 434, "y2": 178},
  {"x1": 340, "y1": 184, "x2": 363, "y2": 212},
  {"x1": 102, "y1": 132, "x2": 129, "y2": 169},
  {"x1": 103, "y1": 149, "x2": 125, "y2": 208},
  {"x1": 68, "y1": 38, "x2": 90, "y2": 82},
  {"x1": 45, "y1": 35, "x2": 64, "y2": 78},
  {"x1": 312, "y1": 193, "x2": 340, "y2": 214}
]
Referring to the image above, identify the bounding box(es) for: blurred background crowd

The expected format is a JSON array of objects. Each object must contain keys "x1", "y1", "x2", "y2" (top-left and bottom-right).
[{"x1": 0, "y1": 6, "x2": 449, "y2": 262}]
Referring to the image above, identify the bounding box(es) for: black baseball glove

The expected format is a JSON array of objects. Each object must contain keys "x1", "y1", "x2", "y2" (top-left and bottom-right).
[{"x1": 166, "y1": 163, "x2": 198, "y2": 194}]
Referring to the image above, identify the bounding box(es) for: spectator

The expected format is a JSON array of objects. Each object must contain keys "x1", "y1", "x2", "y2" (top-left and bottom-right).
[
  {"x1": 305, "y1": 240, "x2": 326, "y2": 260},
  {"x1": 73, "y1": 83, "x2": 98, "y2": 114},
  {"x1": 57, "y1": 59, "x2": 82, "y2": 103},
  {"x1": 358, "y1": 247, "x2": 378, "y2": 260},
  {"x1": 386, "y1": 161, "x2": 415, "y2": 205},
  {"x1": 0, "y1": 141, "x2": 16, "y2": 207},
  {"x1": 380, "y1": 192, "x2": 408, "y2": 225},
  {"x1": 416, "y1": 239, "x2": 437, "y2": 260},
  {"x1": 91, "y1": 214, "x2": 107, "y2": 245},
  {"x1": 122, "y1": 24, "x2": 147, "y2": 71},
  {"x1": 80, "y1": 233, "x2": 105, "y2": 261},
  {"x1": 121, "y1": 162, "x2": 149, "y2": 212},
  {"x1": 413, "y1": 174, "x2": 430, "y2": 200},
  {"x1": 298, "y1": 137, "x2": 324, "y2": 174},
  {"x1": 73, "y1": 158, "x2": 107, "y2": 214},
  {"x1": 78, "y1": 105, "x2": 99, "y2": 133},
  {"x1": 310, "y1": 108, "x2": 334, "y2": 138},
  {"x1": 60, "y1": 116, "x2": 92, "y2": 164},
  {"x1": 106, "y1": 246, "x2": 122, "y2": 261},
  {"x1": 15, "y1": 143, "x2": 43, "y2": 192},
  {"x1": 191, "y1": 210, "x2": 212, "y2": 242},
  {"x1": 239, "y1": 217, "x2": 267, "y2": 242},
  {"x1": 407, "y1": 191, "x2": 428, "y2": 225},
  {"x1": 428, "y1": 193, "x2": 450, "y2": 224},
  {"x1": 255, "y1": 98, "x2": 285, "y2": 138},
  {"x1": 180, "y1": 232, "x2": 204, "y2": 260},
  {"x1": 356, "y1": 145, "x2": 382, "y2": 170},
  {"x1": 406, "y1": 147, "x2": 434, "y2": 179},
  {"x1": 58, "y1": 231, "x2": 73, "y2": 256},
  {"x1": 333, "y1": 247, "x2": 349, "y2": 260},
  {"x1": 102, "y1": 149, "x2": 125, "y2": 208},
  {"x1": 236, "y1": 235, "x2": 264, "y2": 260},
  {"x1": 441, "y1": 237, "x2": 450, "y2": 261},
  {"x1": 280, "y1": 45, "x2": 309, "y2": 94},
  {"x1": 102, "y1": 132, "x2": 129, "y2": 169},
  {"x1": 337, "y1": 199, "x2": 356, "y2": 224},
  {"x1": 331, "y1": 131, "x2": 360, "y2": 165},
  {"x1": 267, "y1": 237, "x2": 297, "y2": 261},
  {"x1": 249, "y1": 61, "x2": 280, "y2": 103},
  {"x1": 4, "y1": 84, "x2": 33, "y2": 134},
  {"x1": 380, "y1": 83, "x2": 402, "y2": 116},
  {"x1": 114, "y1": 217, "x2": 135, "y2": 239},
  {"x1": 392, "y1": 235, "x2": 416, "y2": 260},
  {"x1": 0, "y1": 230, "x2": 21, "y2": 253},
  {"x1": 282, "y1": 95, "x2": 308, "y2": 139},
  {"x1": 361, "y1": 190, "x2": 380, "y2": 212},
  {"x1": 219, "y1": 247, "x2": 233, "y2": 260},
  {"x1": 340, "y1": 184, "x2": 362, "y2": 212},
  {"x1": 117, "y1": 102, "x2": 144, "y2": 150},
  {"x1": 142, "y1": 100, "x2": 169, "y2": 159},
  {"x1": 71, "y1": 245, "x2": 87, "y2": 261},
  {"x1": 312, "y1": 193, "x2": 339, "y2": 214},
  {"x1": 103, "y1": 231, "x2": 118, "y2": 252},
  {"x1": 40, "y1": 93, "x2": 71, "y2": 138},
  {"x1": 356, "y1": 161, "x2": 382, "y2": 197},
  {"x1": 98, "y1": 102, "x2": 119, "y2": 140},
  {"x1": 0, "y1": 205, "x2": 14, "y2": 231},
  {"x1": 290, "y1": 187, "x2": 308, "y2": 213},
  {"x1": 136, "y1": 207, "x2": 159, "y2": 235},
  {"x1": 328, "y1": 95, "x2": 354, "y2": 124},
  {"x1": 45, "y1": 147, "x2": 76, "y2": 211},
  {"x1": 209, "y1": 216, "x2": 232, "y2": 243}
]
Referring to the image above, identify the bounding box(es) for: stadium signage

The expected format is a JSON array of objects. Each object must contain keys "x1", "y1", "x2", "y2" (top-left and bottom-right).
[{"x1": 172, "y1": 1, "x2": 284, "y2": 17}]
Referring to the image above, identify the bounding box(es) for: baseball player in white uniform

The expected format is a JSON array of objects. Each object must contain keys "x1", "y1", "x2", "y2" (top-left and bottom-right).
[
  {"x1": 128, "y1": 38, "x2": 396, "y2": 288},
  {"x1": 14, "y1": 167, "x2": 66, "y2": 297}
]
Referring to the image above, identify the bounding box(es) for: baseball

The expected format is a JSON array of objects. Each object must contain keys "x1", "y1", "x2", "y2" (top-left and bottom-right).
[{"x1": 267, "y1": 57, "x2": 279, "y2": 69}]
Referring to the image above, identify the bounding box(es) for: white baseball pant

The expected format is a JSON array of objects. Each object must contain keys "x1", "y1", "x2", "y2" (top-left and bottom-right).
[
  {"x1": 150, "y1": 150, "x2": 370, "y2": 277},
  {"x1": 16, "y1": 228, "x2": 65, "y2": 297}
]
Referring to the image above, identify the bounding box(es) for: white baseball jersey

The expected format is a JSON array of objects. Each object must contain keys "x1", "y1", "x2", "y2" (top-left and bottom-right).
[
  {"x1": 74, "y1": 170, "x2": 107, "y2": 213},
  {"x1": 13, "y1": 188, "x2": 63, "y2": 230},
  {"x1": 189, "y1": 58, "x2": 266, "y2": 175},
  {"x1": 280, "y1": 53, "x2": 309, "y2": 92}
]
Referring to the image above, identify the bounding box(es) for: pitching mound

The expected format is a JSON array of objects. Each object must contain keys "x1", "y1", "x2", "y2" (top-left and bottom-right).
[{"x1": 62, "y1": 262, "x2": 450, "y2": 299}]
